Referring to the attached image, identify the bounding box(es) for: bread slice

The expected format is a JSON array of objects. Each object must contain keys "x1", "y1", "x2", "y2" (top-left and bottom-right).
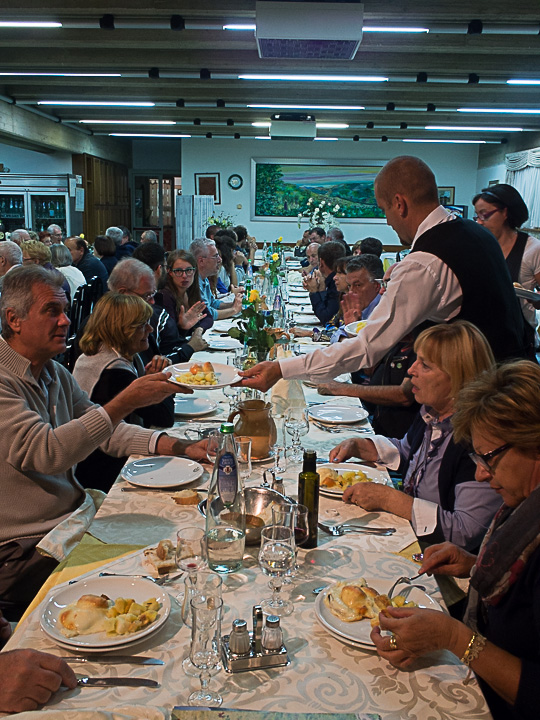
[
  {"x1": 142, "y1": 539, "x2": 176, "y2": 576},
  {"x1": 172, "y1": 489, "x2": 201, "y2": 505}
]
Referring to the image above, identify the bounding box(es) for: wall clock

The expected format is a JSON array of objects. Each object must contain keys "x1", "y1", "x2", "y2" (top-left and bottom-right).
[{"x1": 227, "y1": 174, "x2": 243, "y2": 190}]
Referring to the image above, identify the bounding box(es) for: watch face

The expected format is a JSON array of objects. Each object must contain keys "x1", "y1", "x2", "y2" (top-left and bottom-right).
[{"x1": 228, "y1": 174, "x2": 243, "y2": 190}]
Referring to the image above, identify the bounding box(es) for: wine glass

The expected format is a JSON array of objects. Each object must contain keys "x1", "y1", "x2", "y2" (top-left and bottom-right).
[
  {"x1": 234, "y1": 436, "x2": 252, "y2": 481},
  {"x1": 176, "y1": 527, "x2": 207, "y2": 627},
  {"x1": 187, "y1": 596, "x2": 223, "y2": 707},
  {"x1": 270, "y1": 412, "x2": 287, "y2": 475},
  {"x1": 272, "y1": 503, "x2": 309, "y2": 579},
  {"x1": 258, "y1": 525, "x2": 295, "y2": 617},
  {"x1": 206, "y1": 429, "x2": 221, "y2": 465},
  {"x1": 224, "y1": 357, "x2": 240, "y2": 412},
  {"x1": 284, "y1": 407, "x2": 310, "y2": 464}
]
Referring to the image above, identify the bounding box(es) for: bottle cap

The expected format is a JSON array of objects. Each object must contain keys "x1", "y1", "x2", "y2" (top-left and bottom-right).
[{"x1": 220, "y1": 422, "x2": 235, "y2": 434}]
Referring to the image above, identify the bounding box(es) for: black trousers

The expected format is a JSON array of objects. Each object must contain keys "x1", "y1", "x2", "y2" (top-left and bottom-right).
[{"x1": 0, "y1": 538, "x2": 58, "y2": 622}]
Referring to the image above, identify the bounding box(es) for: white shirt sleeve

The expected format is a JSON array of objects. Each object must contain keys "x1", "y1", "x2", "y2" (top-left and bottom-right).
[
  {"x1": 411, "y1": 498, "x2": 439, "y2": 536},
  {"x1": 370, "y1": 435, "x2": 402, "y2": 470},
  {"x1": 281, "y1": 252, "x2": 462, "y2": 382}
]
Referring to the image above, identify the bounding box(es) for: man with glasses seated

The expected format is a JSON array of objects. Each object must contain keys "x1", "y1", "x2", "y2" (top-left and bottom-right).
[{"x1": 190, "y1": 238, "x2": 242, "y2": 321}]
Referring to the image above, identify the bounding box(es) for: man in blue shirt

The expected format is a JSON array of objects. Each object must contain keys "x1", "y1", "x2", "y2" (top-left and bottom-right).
[{"x1": 190, "y1": 238, "x2": 242, "y2": 320}]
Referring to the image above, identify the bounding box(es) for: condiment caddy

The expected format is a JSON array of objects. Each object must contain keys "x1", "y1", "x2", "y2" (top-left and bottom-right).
[{"x1": 221, "y1": 605, "x2": 290, "y2": 673}]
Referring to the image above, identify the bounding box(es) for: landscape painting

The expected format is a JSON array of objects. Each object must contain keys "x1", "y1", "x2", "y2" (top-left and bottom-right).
[{"x1": 253, "y1": 160, "x2": 384, "y2": 220}]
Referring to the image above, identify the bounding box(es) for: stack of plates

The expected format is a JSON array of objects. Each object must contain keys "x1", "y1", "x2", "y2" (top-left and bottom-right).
[
  {"x1": 174, "y1": 396, "x2": 219, "y2": 417},
  {"x1": 40, "y1": 576, "x2": 171, "y2": 652},
  {"x1": 308, "y1": 404, "x2": 369, "y2": 425}
]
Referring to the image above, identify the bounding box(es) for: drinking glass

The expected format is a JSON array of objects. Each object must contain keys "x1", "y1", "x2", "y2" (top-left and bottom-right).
[
  {"x1": 182, "y1": 571, "x2": 223, "y2": 676},
  {"x1": 176, "y1": 527, "x2": 207, "y2": 626},
  {"x1": 224, "y1": 357, "x2": 241, "y2": 412},
  {"x1": 272, "y1": 503, "x2": 309, "y2": 578},
  {"x1": 284, "y1": 407, "x2": 310, "y2": 464},
  {"x1": 270, "y1": 412, "x2": 287, "y2": 475},
  {"x1": 206, "y1": 429, "x2": 221, "y2": 465},
  {"x1": 258, "y1": 525, "x2": 295, "y2": 617},
  {"x1": 187, "y1": 596, "x2": 223, "y2": 707},
  {"x1": 234, "y1": 436, "x2": 252, "y2": 481}
]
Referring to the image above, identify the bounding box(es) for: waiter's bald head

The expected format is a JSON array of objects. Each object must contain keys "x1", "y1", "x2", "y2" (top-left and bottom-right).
[{"x1": 375, "y1": 156, "x2": 439, "y2": 209}]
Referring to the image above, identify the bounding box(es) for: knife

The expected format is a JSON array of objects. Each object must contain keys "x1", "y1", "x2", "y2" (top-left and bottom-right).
[
  {"x1": 61, "y1": 655, "x2": 164, "y2": 665},
  {"x1": 76, "y1": 676, "x2": 160, "y2": 687}
]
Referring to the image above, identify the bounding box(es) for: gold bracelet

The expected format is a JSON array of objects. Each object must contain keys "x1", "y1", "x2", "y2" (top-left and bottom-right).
[{"x1": 460, "y1": 631, "x2": 487, "y2": 684}]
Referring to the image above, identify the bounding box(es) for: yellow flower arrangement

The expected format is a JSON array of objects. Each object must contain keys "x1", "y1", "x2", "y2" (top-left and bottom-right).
[
  {"x1": 248, "y1": 288, "x2": 260, "y2": 303},
  {"x1": 271, "y1": 252, "x2": 279, "y2": 261}
]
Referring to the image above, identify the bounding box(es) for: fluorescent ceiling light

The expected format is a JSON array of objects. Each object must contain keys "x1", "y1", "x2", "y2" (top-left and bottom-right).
[
  {"x1": 507, "y1": 79, "x2": 540, "y2": 85},
  {"x1": 314, "y1": 137, "x2": 338, "y2": 141},
  {"x1": 80, "y1": 120, "x2": 175, "y2": 125},
  {"x1": 0, "y1": 72, "x2": 120, "y2": 77},
  {"x1": 0, "y1": 21, "x2": 62, "y2": 28},
  {"x1": 458, "y1": 107, "x2": 540, "y2": 115},
  {"x1": 248, "y1": 104, "x2": 364, "y2": 110},
  {"x1": 38, "y1": 101, "x2": 155, "y2": 107},
  {"x1": 363, "y1": 26, "x2": 429, "y2": 33},
  {"x1": 109, "y1": 133, "x2": 190, "y2": 138},
  {"x1": 316, "y1": 122, "x2": 349, "y2": 129},
  {"x1": 403, "y1": 138, "x2": 486, "y2": 144},
  {"x1": 251, "y1": 122, "x2": 271, "y2": 128},
  {"x1": 223, "y1": 24, "x2": 256, "y2": 30},
  {"x1": 255, "y1": 136, "x2": 271, "y2": 140},
  {"x1": 426, "y1": 125, "x2": 523, "y2": 132},
  {"x1": 240, "y1": 74, "x2": 387, "y2": 82}
]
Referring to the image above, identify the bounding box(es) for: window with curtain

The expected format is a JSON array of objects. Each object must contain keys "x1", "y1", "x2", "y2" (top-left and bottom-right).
[{"x1": 505, "y1": 148, "x2": 540, "y2": 229}]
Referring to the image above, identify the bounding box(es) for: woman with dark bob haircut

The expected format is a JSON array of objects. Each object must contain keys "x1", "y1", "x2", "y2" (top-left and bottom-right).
[
  {"x1": 157, "y1": 248, "x2": 212, "y2": 332},
  {"x1": 369, "y1": 359, "x2": 540, "y2": 720}
]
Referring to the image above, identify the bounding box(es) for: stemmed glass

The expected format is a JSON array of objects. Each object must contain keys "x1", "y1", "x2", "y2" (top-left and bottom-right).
[
  {"x1": 187, "y1": 596, "x2": 223, "y2": 707},
  {"x1": 206, "y1": 430, "x2": 221, "y2": 466},
  {"x1": 284, "y1": 407, "x2": 310, "y2": 464},
  {"x1": 272, "y1": 503, "x2": 309, "y2": 580},
  {"x1": 234, "y1": 436, "x2": 252, "y2": 482},
  {"x1": 270, "y1": 412, "x2": 287, "y2": 475},
  {"x1": 224, "y1": 357, "x2": 241, "y2": 412},
  {"x1": 182, "y1": 571, "x2": 222, "y2": 677},
  {"x1": 258, "y1": 525, "x2": 295, "y2": 617},
  {"x1": 176, "y1": 527, "x2": 207, "y2": 627}
]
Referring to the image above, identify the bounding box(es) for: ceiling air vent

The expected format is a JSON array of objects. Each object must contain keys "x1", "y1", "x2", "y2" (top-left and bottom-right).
[{"x1": 256, "y1": 2, "x2": 363, "y2": 60}]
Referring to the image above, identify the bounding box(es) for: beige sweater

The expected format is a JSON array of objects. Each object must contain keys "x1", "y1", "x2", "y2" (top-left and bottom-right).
[{"x1": 0, "y1": 338, "x2": 155, "y2": 545}]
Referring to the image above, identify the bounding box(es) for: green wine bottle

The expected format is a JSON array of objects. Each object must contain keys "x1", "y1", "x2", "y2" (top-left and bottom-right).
[{"x1": 298, "y1": 449, "x2": 319, "y2": 549}]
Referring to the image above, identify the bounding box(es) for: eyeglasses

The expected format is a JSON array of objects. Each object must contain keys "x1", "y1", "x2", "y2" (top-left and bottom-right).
[
  {"x1": 170, "y1": 267, "x2": 195, "y2": 276},
  {"x1": 469, "y1": 442, "x2": 512, "y2": 473},
  {"x1": 473, "y1": 208, "x2": 500, "y2": 223},
  {"x1": 374, "y1": 278, "x2": 388, "y2": 289},
  {"x1": 206, "y1": 252, "x2": 220, "y2": 260},
  {"x1": 135, "y1": 291, "x2": 156, "y2": 302}
]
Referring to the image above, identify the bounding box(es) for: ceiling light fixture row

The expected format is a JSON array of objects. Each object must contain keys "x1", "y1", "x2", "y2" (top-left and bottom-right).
[{"x1": 2, "y1": 18, "x2": 540, "y2": 36}]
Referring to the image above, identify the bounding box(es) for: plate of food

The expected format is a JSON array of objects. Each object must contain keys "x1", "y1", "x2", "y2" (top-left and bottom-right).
[
  {"x1": 174, "y1": 396, "x2": 219, "y2": 417},
  {"x1": 41, "y1": 576, "x2": 171, "y2": 649},
  {"x1": 314, "y1": 554, "x2": 442, "y2": 647},
  {"x1": 122, "y1": 456, "x2": 204, "y2": 488},
  {"x1": 318, "y1": 463, "x2": 391, "y2": 497},
  {"x1": 344, "y1": 320, "x2": 368, "y2": 336},
  {"x1": 309, "y1": 404, "x2": 369, "y2": 424},
  {"x1": 168, "y1": 361, "x2": 240, "y2": 390}
]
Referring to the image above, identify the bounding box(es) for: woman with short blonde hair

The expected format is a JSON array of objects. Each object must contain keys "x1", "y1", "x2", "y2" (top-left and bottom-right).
[
  {"x1": 329, "y1": 320, "x2": 501, "y2": 552},
  {"x1": 21, "y1": 240, "x2": 51, "y2": 266},
  {"x1": 73, "y1": 292, "x2": 173, "y2": 491}
]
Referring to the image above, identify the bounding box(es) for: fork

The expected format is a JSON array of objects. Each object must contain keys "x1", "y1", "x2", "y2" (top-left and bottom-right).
[
  {"x1": 387, "y1": 573, "x2": 424, "y2": 598},
  {"x1": 312, "y1": 421, "x2": 372, "y2": 434},
  {"x1": 98, "y1": 572, "x2": 183, "y2": 585}
]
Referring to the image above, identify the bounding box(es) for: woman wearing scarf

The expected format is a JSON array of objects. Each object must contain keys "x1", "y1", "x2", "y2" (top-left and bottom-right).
[
  {"x1": 372, "y1": 360, "x2": 540, "y2": 720},
  {"x1": 330, "y1": 321, "x2": 501, "y2": 552}
]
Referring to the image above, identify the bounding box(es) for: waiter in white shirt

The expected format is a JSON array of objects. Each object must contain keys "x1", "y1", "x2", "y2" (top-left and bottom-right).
[{"x1": 240, "y1": 156, "x2": 530, "y2": 392}]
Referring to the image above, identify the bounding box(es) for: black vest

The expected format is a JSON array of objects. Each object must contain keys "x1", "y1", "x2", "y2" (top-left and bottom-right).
[{"x1": 411, "y1": 218, "x2": 530, "y2": 361}]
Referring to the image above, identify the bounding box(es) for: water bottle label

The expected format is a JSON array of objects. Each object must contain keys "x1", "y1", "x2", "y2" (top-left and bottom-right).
[{"x1": 217, "y1": 452, "x2": 238, "y2": 505}]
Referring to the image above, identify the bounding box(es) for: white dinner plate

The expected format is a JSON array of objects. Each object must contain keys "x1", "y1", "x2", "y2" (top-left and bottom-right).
[
  {"x1": 289, "y1": 289, "x2": 310, "y2": 296},
  {"x1": 309, "y1": 404, "x2": 369, "y2": 424},
  {"x1": 212, "y1": 320, "x2": 236, "y2": 332},
  {"x1": 317, "y1": 462, "x2": 391, "y2": 497},
  {"x1": 314, "y1": 553, "x2": 442, "y2": 647},
  {"x1": 293, "y1": 314, "x2": 319, "y2": 325},
  {"x1": 288, "y1": 298, "x2": 311, "y2": 306},
  {"x1": 293, "y1": 305, "x2": 317, "y2": 315},
  {"x1": 168, "y1": 362, "x2": 240, "y2": 390},
  {"x1": 206, "y1": 336, "x2": 243, "y2": 350},
  {"x1": 122, "y1": 456, "x2": 204, "y2": 488},
  {"x1": 344, "y1": 320, "x2": 368, "y2": 336},
  {"x1": 174, "y1": 396, "x2": 219, "y2": 417},
  {"x1": 41, "y1": 577, "x2": 171, "y2": 649}
]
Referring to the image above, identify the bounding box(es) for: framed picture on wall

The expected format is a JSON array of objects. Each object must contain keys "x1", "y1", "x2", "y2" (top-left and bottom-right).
[
  {"x1": 195, "y1": 172, "x2": 221, "y2": 205},
  {"x1": 251, "y1": 159, "x2": 385, "y2": 221},
  {"x1": 446, "y1": 204, "x2": 468, "y2": 219},
  {"x1": 438, "y1": 186, "x2": 455, "y2": 206}
]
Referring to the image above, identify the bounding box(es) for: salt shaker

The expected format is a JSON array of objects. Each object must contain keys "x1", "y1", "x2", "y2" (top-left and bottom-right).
[
  {"x1": 229, "y1": 618, "x2": 251, "y2": 655},
  {"x1": 261, "y1": 615, "x2": 283, "y2": 651}
]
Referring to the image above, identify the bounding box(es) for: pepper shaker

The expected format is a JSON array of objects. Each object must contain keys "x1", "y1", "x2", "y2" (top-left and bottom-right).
[
  {"x1": 229, "y1": 619, "x2": 251, "y2": 655},
  {"x1": 261, "y1": 615, "x2": 283, "y2": 651}
]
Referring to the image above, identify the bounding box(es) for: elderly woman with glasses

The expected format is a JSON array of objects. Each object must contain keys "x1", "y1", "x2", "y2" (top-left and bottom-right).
[
  {"x1": 329, "y1": 320, "x2": 501, "y2": 552},
  {"x1": 157, "y1": 249, "x2": 212, "y2": 333},
  {"x1": 372, "y1": 360, "x2": 540, "y2": 720},
  {"x1": 73, "y1": 293, "x2": 176, "y2": 491},
  {"x1": 472, "y1": 184, "x2": 540, "y2": 339}
]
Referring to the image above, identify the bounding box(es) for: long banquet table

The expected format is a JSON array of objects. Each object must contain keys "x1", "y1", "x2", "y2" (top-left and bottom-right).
[{"x1": 3, "y1": 329, "x2": 492, "y2": 719}]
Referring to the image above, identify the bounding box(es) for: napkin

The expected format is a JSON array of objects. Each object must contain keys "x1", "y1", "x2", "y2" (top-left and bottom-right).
[
  {"x1": 36, "y1": 489, "x2": 106, "y2": 563},
  {"x1": 271, "y1": 346, "x2": 306, "y2": 414}
]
